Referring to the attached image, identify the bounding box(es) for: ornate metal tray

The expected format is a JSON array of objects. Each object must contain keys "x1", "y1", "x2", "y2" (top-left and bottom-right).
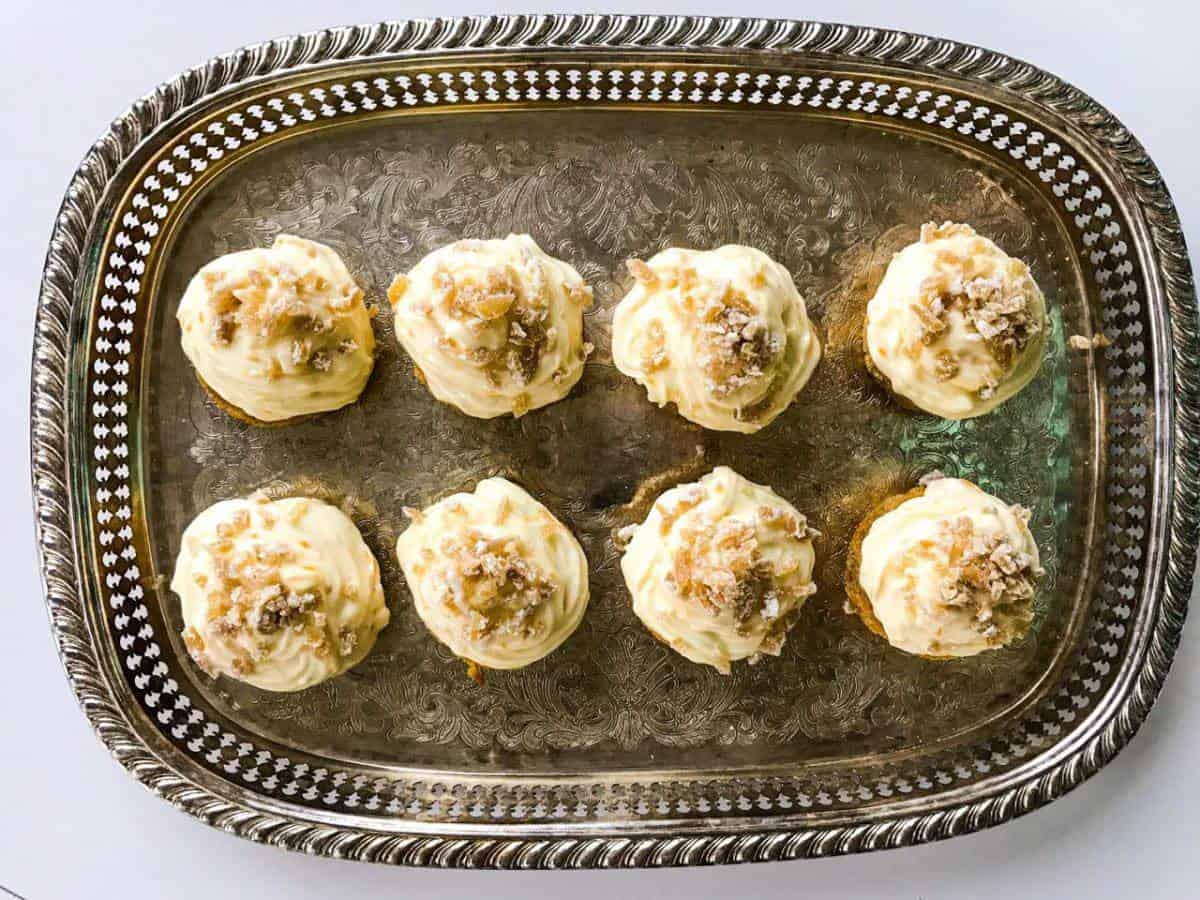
[{"x1": 32, "y1": 15, "x2": 1198, "y2": 867}]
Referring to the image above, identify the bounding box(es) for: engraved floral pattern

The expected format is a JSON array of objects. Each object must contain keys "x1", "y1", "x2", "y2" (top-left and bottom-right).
[{"x1": 148, "y1": 115, "x2": 1081, "y2": 757}]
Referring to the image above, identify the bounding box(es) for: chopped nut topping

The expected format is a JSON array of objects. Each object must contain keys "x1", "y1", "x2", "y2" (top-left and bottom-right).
[
  {"x1": 934, "y1": 349, "x2": 960, "y2": 381},
  {"x1": 441, "y1": 267, "x2": 519, "y2": 321},
  {"x1": 656, "y1": 485, "x2": 705, "y2": 536},
  {"x1": 428, "y1": 265, "x2": 553, "y2": 388},
  {"x1": 627, "y1": 258, "x2": 658, "y2": 288},
  {"x1": 290, "y1": 338, "x2": 311, "y2": 366},
  {"x1": 910, "y1": 265, "x2": 1041, "y2": 373},
  {"x1": 640, "y1": 320, "x2": 669, "y2": 372},
  {"x1": 213, "y1": 313, "x2": 238, "y2": 345},
  {"x1": 330, "y1": 288, "x2": 363, "y2": 312},
  {"x1": 388, "y1": 274, "x2": 409, "y2": 306},
  {"x1": 295, "y1": 272, "x2": 329, "y2": 297},
  {"x1": 202, "y1": 259, "x2": 358, "y2": 372},
  {"x1": 696, "y1": 287, "x2": 783, "y2": 397},
  {"x1": 432, "y1": 530, "x2": 555, "y2": 643},
  {"x1": 921, "y1": 221, "x2": 976, "y2": 244},
  {"x1": 568, "y1": 283, "x2": 594, "y2": 308},
  {"x1": 310, "y1": 349, "x2": 332, "y2": 372},
  {"x1": 666, "y1": 507, "x2": 816, "y2": 634},
  {"x1": 1069, "y1": 332, "x2": 1111, "y2": 351},
  {"x1": 216, "y1": 510, "x2": 250, "y2": 539},
  {"x1": 757, "y1": 503, "x2": 819, "y2": 540},
  {"x1": 190, "y1": 514, "x2": 340, "y2": 662},
  {"x1": 934, "y1": 514, "x2": 1042, "y2": 644},
  {"x1": 256, "y1": 587, "x2": 321, "y2": 634},
  {"x1": 911, "y1": 299, "x2": 948, "y2": 344},
  {"x1": 183, "y1": 625, "x2": 206, "y2": 655}
]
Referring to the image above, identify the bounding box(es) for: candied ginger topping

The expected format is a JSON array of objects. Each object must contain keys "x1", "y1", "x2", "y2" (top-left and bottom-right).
[
  {"x1": 696, "y1": 288, "x2": 784, "y2": 398},
  {"x1": 932, "y1": 513, "x2": 1042, "y2": 645},
  {"x1": 188, "y1": 511, "x2": 340, "y2": 676},
  {"x1": 202, "y1": 255, "x2": 365, "y2": 376},
  {"x1": 667, "y1": 506, "x2": 817, "y2": 634},
  {"x1": 910, "y1": 266, "x2": 1041, "y2": 369},
  {"x1": 432, "y1": 530, "x2": 556, "y2": 643}
]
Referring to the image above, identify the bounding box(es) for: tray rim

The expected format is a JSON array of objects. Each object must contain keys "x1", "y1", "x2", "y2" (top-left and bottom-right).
[{"x1": 30, "y1": 14, "x2": 1197, "y2": 867}]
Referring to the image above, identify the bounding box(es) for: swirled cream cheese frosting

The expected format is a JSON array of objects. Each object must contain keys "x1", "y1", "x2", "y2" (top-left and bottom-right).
[
  {"x1": 388, "y1": 235, "x2": 593, "y2": 418},
  {"x1": 172, "y1": 495, "x2": 389, "y2": 692},
  {"x1": 865, "y1": 222, "x2": 1046, "y2": 419},
  {"x1": 620, "y1": 466, "x2": 818, "y2": 673},
  {"x1": 611, "y1": 246, "x2": 821, "y2": 433},
  {"x1": 854, "y1": 477, "x2": 1043, "y2": 658},
  {"x1": 177, "y1": 235, "x2": 376, "y2": 423},
  {"x1": 396, "y1": 478, "x2": 589, "y2": 675}
]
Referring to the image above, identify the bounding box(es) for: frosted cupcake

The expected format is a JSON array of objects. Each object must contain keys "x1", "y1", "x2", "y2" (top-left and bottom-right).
[
  {"x1": 845, "y1": 476, "x2": 1043, "y2": 658},
  {"x1": 388, "y1": 235, "x2": 593, "y2": 418},
  {"x1": 396, "y1": 477, "x2": 589, "y2": 681},
  {"x1": 177, "y1": 235, "x2": 375, "y2": 424},
  {"x1": 620, "y1": 466, "x2": 818, "y2": 673},
  {"x1": 173, "y1": 494, "x2": 389, "y2": 691},
  {"x1": 612, "y1": 246, "x2": 821, "y2": 433},
  {"x1": 865, "y1": 222, "x2": 1046, "y2": 419}
]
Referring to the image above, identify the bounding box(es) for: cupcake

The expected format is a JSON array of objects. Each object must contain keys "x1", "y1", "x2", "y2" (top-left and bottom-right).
[
  {"x1": 177, "y1": 234, "x2": 376, "y2": 424},
  {"x1": 388, "y1": 235, "x2": 593, "y2": 418},
  {"x1": 845, "y1": 476, "x2": 1043, "y2": 658},
  {"x1": 172, "y1": 494, "x2": 389, "y2": 691},
  {"x1": 864, "y1": 222, "x2": 1046, "y2": 418},
  {"x1": 611, "y1": 246, "x2": 821, "y2": 433},
  {"x1": 619, "y1": 466, "x2": 818, "y2": 673},
  {"x1": 396, "y1": 477, "x2": 589, "y2": 681}
]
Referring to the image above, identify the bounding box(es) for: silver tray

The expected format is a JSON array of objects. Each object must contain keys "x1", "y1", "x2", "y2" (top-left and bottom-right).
[{"x1": 32, "y1": 15, "x2": 1198, "y2": 867}]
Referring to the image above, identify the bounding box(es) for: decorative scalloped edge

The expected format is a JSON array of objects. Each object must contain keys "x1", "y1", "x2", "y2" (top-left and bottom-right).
[{"x1": 31, "y1": 15, "x2": 1196, "y2": 867}]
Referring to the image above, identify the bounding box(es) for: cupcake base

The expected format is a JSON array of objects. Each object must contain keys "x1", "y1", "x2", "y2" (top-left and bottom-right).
[
  {"x1": 862, "y1": 315, "x2": 925, "y2": 415},
  {"x1": 196, "y1": 373, "x2": 323, "y2": 428},
  {"x1": 843, "y1": 484, "x2": 953, "y2": 661}
]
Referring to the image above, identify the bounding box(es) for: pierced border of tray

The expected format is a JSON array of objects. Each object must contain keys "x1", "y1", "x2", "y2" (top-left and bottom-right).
[
  {"x1": 32, "y1": 15, "x2": 1196, "y2": 867},
  {"x1": 85, "y1": 58, "x2": 1129, "y2": 815}
]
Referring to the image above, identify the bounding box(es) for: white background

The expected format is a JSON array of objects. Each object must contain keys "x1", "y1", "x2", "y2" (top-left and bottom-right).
[{"x1": 2, "y1": 1, "x2": 1197, "y2": 897}]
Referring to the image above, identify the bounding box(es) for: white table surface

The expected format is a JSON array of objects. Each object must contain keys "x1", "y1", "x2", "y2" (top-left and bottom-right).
[{"x1": 3, "y1": 1, "x2": 1197, "y2": 897}]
